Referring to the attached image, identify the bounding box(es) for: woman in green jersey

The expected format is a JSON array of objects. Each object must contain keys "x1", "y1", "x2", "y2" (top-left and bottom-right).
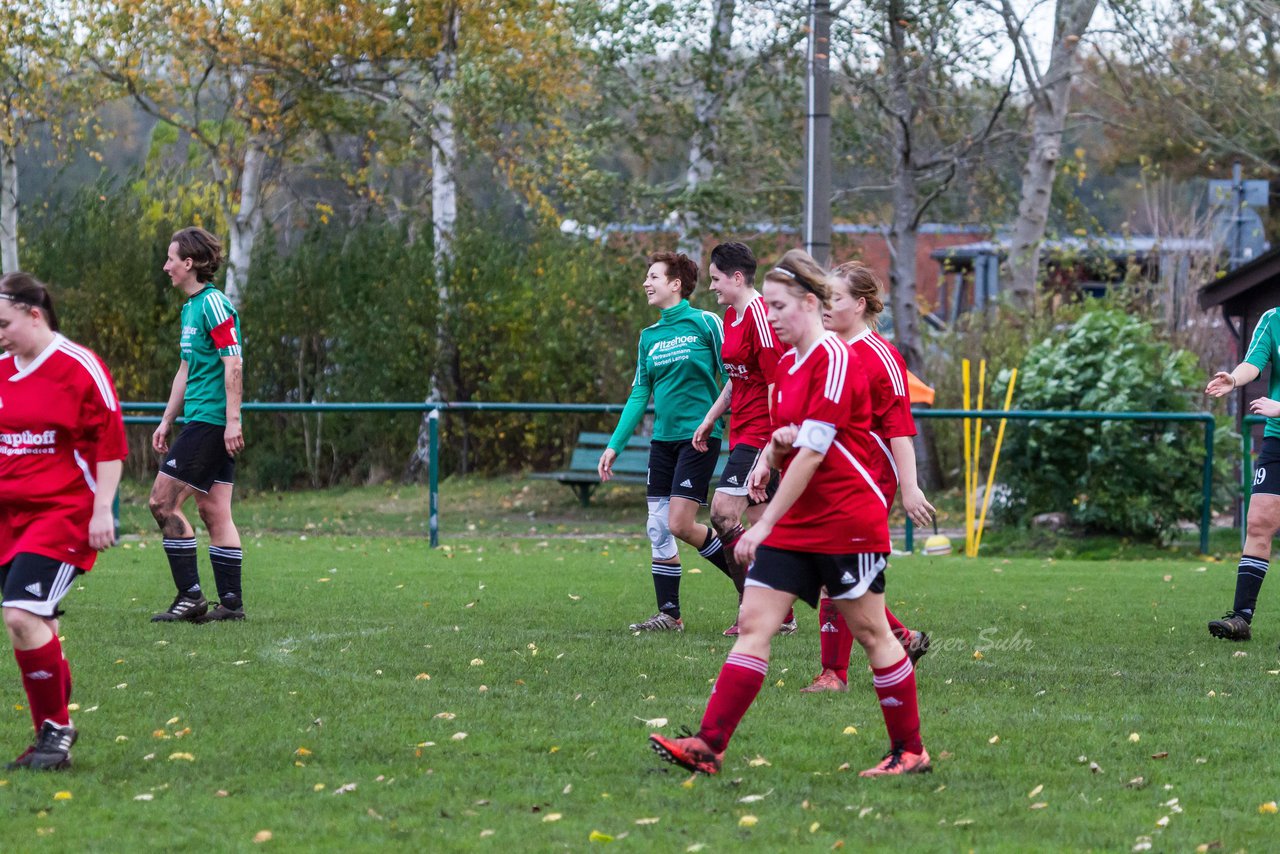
[
  {"x1": 598, "y1": 251, "x2": 738, "y2": 632},
  {"x1": 147, "y1": 227, "x2": 246, "y2": 624},
  {"x1": 1206, "y1": 309, "x2": 1280, "y2": 642}
]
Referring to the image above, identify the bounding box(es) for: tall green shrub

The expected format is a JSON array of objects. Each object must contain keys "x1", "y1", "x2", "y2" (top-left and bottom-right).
[{"x1": 996, "y1": 309, "x2": 1219, "y2": 541}]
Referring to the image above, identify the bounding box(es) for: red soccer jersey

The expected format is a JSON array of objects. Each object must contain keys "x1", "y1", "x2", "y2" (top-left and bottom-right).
[
  {"x1": 848, "y1": 328, "x2": 916, "y2": 499},
  {"x1": 0, "y1": 335, "x2": 128, "y2": 570},
  {"x1": 764, "y1": 332, "x2": 889, "y2": 554},
  {"x1": 721, "y1": 296, "x2": 785, "y2": 448}
]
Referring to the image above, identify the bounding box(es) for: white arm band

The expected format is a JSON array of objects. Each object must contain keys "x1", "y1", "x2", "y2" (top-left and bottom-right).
[{"x1": 794, "y1": 419, "x2": 836, "y2": 455}]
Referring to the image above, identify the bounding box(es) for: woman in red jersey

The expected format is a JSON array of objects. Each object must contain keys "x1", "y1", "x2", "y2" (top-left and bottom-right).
[
  {"x1": 801, "y1": 261, "x2": 936, "y2": 693},
  {"x1": 694, "y1": 242, "x2": 793, "y2": 636},
  {"x1": 0, "y1": 273, "x2": 127, "y2": 770},
  {"x1": 649, "y1": 250, "x2": 929, "y2": 778}
]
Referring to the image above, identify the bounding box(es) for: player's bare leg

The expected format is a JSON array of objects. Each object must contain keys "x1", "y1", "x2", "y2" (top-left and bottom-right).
[
  {"x1": 1210, "y1": 493, "x2": 1280, "y2": 641},
  {"x1": 148, "y1": 475, "x2": 207, "y2": 621}
]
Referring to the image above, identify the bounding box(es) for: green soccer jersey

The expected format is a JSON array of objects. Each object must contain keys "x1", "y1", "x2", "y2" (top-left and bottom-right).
[
  {"x1": 607, "y1": 299, "x2": 725, "y2": 454},
  {"x1": 180, "y1": 285, "x2": 242, "y2": 426}
]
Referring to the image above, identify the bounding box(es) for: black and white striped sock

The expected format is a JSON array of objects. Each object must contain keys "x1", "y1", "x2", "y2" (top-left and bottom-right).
[
  {"x1": 209, "y1": 545, "x2": 244, "y2": 608},
  {"x1": 162, "y1": 537, "x2": 201, "y2": 597}
]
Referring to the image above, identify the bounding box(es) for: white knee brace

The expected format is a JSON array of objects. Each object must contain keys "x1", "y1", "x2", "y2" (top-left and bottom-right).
[{"x1": 646, "y1": 498, "x2": 679, "y2": 561}]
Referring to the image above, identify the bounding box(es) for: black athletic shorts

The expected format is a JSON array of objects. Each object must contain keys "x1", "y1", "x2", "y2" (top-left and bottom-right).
[
  {"x1": 1252, "y1": 436, "x2": 1280, "y2": 497},
  {"x1": 1, "y1": 553, "x2": 83, "y2": 619},
  {"x1": 161, "y1": 421, "x2": 235, "y2": 493},
  {"x1": 648, "y1": 438, "x2": 721, "y2": 504},
  {"x1": 745, "y1": 545, "x2": 887, "y2": 608},
  {"x1": 715, "y1": 443, "x2": 779, "y2": 506}
]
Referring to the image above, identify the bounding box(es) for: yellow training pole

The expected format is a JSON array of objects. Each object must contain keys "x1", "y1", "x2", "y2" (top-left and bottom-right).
[
  {"x1": 969, "y1": 359, "x2": 986, "y2": 556},
  {"x1": 975, "y1": 368, "x2": 1019, "y2": 555},
  {"x1": 962, "y1": 360, "x2": 973, "y2": 557}
]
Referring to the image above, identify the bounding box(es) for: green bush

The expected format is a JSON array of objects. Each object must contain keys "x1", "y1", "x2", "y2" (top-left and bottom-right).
[{"x1": 995, "y1": 308, "x2": 1227, "y2": 542}]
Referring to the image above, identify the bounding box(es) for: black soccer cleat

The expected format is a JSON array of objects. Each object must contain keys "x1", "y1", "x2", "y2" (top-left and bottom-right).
[
  {"x1": 195, "y1": 603, "x2": 246, "y2": 623},
  {"x1": 906, "y1": 630, "x2": 932, "y2": 665},
  {"x1": 151, "y1": 594, "x2": 209, "y2": 623},
  {"x1": 9, "y1": 721, "x2": 78, "y2": 771},
  {"x1": 1208, "y1": 612, "x2": 1252, "y2": 641}
]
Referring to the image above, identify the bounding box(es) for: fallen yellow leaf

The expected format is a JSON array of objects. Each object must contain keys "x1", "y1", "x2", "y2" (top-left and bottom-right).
[
  {"x1": 543, "y1": 813, "x2": 563, "y2": 822},
  {"x1": 810, "y1": 821, "x2": 821, "y2": 833},
  {"x1": 842, "y1": 726, "x2": 857, "y2": 735},
  {"x1": 635, "y1": 817, "x2": 659, "y2": 825},
  {"x1": 588, "y1": 830, "x2": 614, "y2": 842},
  {"x1": 313, "y1": 784, "x2": 325, "y2": 792},
  {"x1": 53, "y1": 791, "x2": 72, "y2": 801},
  {"x1": 167, "y1": 716, "x2": 181, "y2": 725},
  {"x1": 1260, "y1": 801, "x2": 1278, "y2": 814},
  {"x1": 989, "y1": 735, "x2": 1000, "y2": 744},
  {"x1": 973, "y1": 650, "x2": 984, "y2": 660},
  {"x1": 295, "y1": 748, "x2": 311, "y2": 756},
  {"x1": 1028, "y1": 784, "x2": 1043, "y2": 798},
  {"x1": 748, "y1": 755, "x2": 771, "y2": 767},
  {"x1": 738, "y1": 815, "x2": 758, "y2": 827},
  {"x1": 415, "y1": 673, "x2": 431, "y2": 680},
  {"x1": 1128, "y1": 733, "x2": 1141, "y2": 743},
  {"x1": 168, "y1": 752, "x2": 195, "y2": 761},
  {"x1": 253, "y1": 830, "x2": 273, "y2": 843},
  {"x1": 1029, "y1": 802, "x2": 1047, "y2": 810}
]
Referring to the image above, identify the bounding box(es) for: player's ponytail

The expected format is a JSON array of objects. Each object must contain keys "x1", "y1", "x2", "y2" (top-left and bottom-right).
[
  {"x1": 831, "y1": 261, "x2": 885, "y2": 330},
  {"x1": 0, "y1": 271, "x2": 60, "y2": 332},
  {"x1": 172, "y1": 226, "x2": 223, "y2": 283}
]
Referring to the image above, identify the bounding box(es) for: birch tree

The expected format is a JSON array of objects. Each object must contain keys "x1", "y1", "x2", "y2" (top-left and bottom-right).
[
  {"x1": 0, "y1": 2, "x2": 98, "y2": 273},
  {"x1": 77, "y1": 0, "x2": 349, "y2": 303},
  {"x1": 997, "y1": 0, "x2": 1099, "y2": 310}
]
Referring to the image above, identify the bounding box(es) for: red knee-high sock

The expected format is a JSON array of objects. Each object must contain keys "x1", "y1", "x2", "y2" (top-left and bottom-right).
[
  {"x1": 818, "y1": 599, "x2": 844, "y2": 676},
  {"x1": 698, "y1": 652, "x2": 767, "y2": 753},
  {"x1": 721, "y1": 526, "x2": 747, "y2": 597},
  {"x1": 834, "y1": 611, "x2": 854, "y2": 682},
  {"x1": 885, "y1": 607, "x2": 910, "y2": 644},
  {"x1": 61, "y1": 646, "x2": 72, "y2": 706},
  {"x1": 15, "y1": 636, "x2": 70, "y2": 729},
  {"x1": 871, "y1": 653, "x2": 922, "y2": 753}
]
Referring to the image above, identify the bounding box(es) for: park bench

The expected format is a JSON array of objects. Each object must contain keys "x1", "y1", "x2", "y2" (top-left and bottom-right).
[{"x1": 535, "y1": 431, "x2": 730, "y2": 506}]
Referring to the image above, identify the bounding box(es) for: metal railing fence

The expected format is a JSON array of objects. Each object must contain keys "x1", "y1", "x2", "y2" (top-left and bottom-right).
[{"x1": 118, "y1": 403, "x2": 1219, "y2": 552}]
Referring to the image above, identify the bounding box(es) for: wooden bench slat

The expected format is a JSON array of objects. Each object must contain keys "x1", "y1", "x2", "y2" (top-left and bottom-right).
[{"x1": 545, "y1": 430, "x2": 732, "y2": 505}]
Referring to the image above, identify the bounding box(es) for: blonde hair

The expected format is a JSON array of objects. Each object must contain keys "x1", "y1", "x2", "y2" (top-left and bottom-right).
[
  {"x1": 763, "y1": 248, "x2": 834, "y2": 309},
  {"x1": 832, "y1": 261, "x2": 885, "y2": 330}
]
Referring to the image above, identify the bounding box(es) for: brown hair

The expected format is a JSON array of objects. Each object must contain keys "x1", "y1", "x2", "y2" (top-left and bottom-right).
[
  {"x1": 832, "y1": 261, "x2": 885, "y2": 329},
  {"x1": 172, "y1": 226, "x2": 223, "y2": 284},
  {"x1": 763, "y1": 248, "x2": 833, "y2": 309},
  {"x1": 648, "y1": 251, "x2": 699, "y2": 299},
  {"x1": 0, "y1": 271, "x2": 59, "y2": 332}
]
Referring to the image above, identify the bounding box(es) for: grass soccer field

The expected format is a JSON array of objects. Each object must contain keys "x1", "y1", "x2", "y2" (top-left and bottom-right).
[{"x1": 1, "y1": 490, "x2": 1277, "y2": 851}]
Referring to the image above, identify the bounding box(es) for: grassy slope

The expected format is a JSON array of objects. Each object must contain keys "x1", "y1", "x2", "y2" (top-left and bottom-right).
[{"x1": 1, "y1": 516, "x2": 1276, "y2": 852}]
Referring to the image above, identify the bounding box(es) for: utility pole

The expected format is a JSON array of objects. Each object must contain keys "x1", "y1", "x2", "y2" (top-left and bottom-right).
[{"x1": 804, "y1": 0, "x2": 832, "y2": 266}]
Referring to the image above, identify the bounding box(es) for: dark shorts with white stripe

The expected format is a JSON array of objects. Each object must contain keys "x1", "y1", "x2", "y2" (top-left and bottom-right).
[
  {"x1": 161, "y1": 421, "x2": 236, "y2": 493},
  {"x1": 745, "y1": 546, "x2": 886, "y2": 608},
  {"x1": 1, "y1": 553, "x2": 84, "y2": 619},
  {"x1": 1251, "y1": 436, "x2": 1280, "y2": 496},
  {"x1": 715, "y1": 443, "x2": 779, "y2": 506}
]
